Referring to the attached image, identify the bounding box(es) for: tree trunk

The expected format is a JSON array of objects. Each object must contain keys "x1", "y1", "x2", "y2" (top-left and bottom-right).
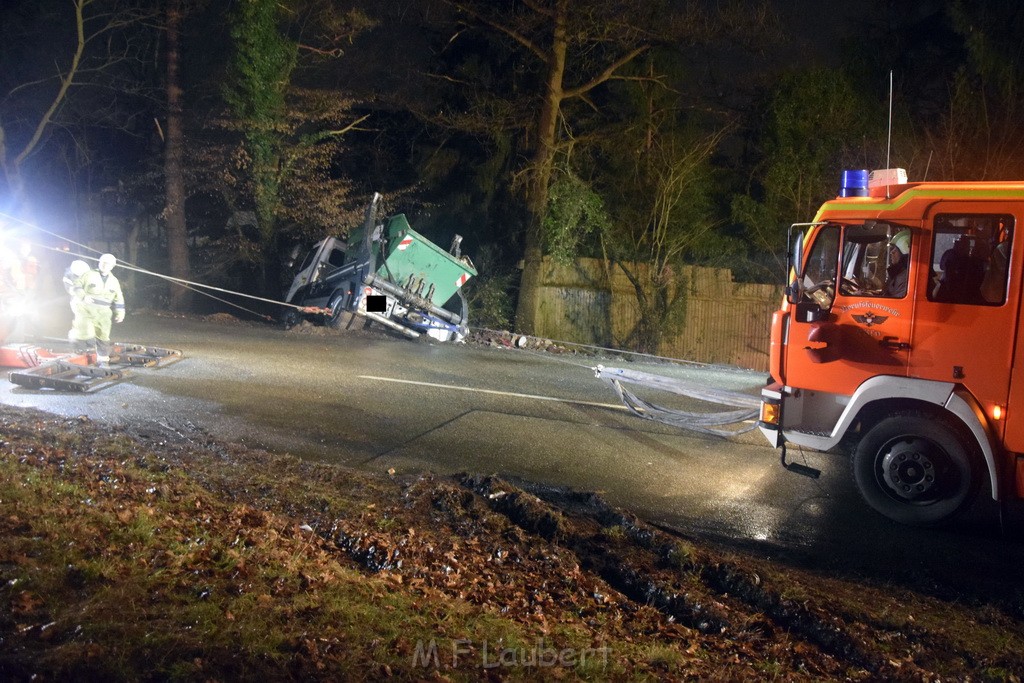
[
  {"x1": 164, "y1": 0, "x2": 191, "y2": 311},
  {"x1": 513, "y1": 0, "x2": 568, "y2": 335}
]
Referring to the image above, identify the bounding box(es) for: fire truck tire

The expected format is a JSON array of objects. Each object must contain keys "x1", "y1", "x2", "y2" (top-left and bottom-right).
[{"x1": 852, "y1": 411, "x2": 979, "y2": 526}]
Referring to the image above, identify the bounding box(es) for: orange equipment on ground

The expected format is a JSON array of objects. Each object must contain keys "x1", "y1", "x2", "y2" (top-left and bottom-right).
[{"x1": 758, "y1": 168, "x2": 1024, "y2": 526}]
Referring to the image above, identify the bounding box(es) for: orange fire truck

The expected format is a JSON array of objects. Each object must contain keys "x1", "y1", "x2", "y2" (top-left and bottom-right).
[{"x1": 758, "y1": 168, "x2": 1022, "y2": 525}]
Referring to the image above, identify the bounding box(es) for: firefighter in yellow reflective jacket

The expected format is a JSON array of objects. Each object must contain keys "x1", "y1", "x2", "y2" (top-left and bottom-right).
[{"x1": 67, "y1": 254, "x2": 125, "y2": 365}]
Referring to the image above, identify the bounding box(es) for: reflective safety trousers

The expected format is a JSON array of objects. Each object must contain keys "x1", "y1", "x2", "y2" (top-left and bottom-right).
[{"x1": 70, "y1": 301, "x2": 112, "y2": 352}]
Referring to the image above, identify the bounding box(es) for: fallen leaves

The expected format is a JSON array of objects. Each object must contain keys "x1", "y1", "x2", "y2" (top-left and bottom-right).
[
  {"x1": 0, "y1": 404, "x2": 1022, "y2": 682},
  {"x1": 11, "y1": 590, "x2": 43, "y2": 615}
]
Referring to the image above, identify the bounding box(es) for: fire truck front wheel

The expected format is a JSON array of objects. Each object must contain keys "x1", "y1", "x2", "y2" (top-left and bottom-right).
[{"x1": 852, "y1": 412, "x2": 979, "y2": 526}]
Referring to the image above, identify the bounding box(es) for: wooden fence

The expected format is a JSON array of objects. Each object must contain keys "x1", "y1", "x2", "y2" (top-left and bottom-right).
[{"x1": 530, "y1": 257, "x2": 782, "y2": 371}]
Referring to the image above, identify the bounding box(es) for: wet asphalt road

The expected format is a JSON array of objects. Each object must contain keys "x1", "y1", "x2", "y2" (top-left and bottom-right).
[{"x1": 3, "y1": 311, "x2": 1024, "y2": 603}]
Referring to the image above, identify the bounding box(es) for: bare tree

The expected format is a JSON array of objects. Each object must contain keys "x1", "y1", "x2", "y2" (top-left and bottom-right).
[
  {"x1": 446, "y1": 0, "x2": 671, "y2": 334},
  {"x1": 219, "y1": 0, "x2": 374, "y2": 294},
  {"x1": 605, "y1": 128, "x2": 727, "y2": 353},
  {"x1": 163, "y1": 0, "x2": 190, "y2": 311},
  {"x1": 0, "y1": 0, "x2": 154, "y2": 216}
]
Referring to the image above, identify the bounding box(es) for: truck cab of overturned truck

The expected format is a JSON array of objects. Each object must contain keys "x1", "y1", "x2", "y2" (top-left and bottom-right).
[
  {"x1": 282, "y1": 195, "x2": 477, "y2": 342},
  {"x1": 758, "y1": 168, "x2": 1024, "y2": 525}
]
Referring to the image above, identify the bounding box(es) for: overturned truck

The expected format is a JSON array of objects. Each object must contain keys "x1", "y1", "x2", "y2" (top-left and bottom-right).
[{"x1": 283, "y1": 194, "x2": 477, "y2": 342}]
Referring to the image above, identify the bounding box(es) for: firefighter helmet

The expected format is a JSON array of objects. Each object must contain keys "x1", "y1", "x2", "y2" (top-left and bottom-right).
[
  {"x1": 98, "y1": 253, "x2": 116, "y2": 275},
  {"x1": 69, "y1": 260, "x2": 90, "y2": 277},
  {"x1": 889, "y1": 229, "x2": 911, "y2": 255}
]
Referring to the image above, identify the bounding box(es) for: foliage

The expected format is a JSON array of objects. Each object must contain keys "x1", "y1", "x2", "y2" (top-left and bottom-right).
[
  {"x1": 213, "y1": 0, "x2": 373, "y2": 291},
  {"x1": 441, "y1": 0, "x2": 684, "y2": 333},
  {"x1": 730, "y1": 67, "x2": 881, "y2": 269},
  {"x1": 223, "y1": 0, "x2": 298, "y2": 251},
  {"x1": 571, "y1": 52, "x2": 731, "y2": 354},
  {"x1": 603, "y1": 128, "x2": 726, "y2": 353},
  {"x1": 0, "y1": 0, "x2": 158, "y2": 220},
  {"x1": 921, "y1": 1, "x2": 1024, "y2": 179},
  {"x1": 461, "y1": 244, "x2": 516, "y2": 330},
  {"x1": 543, "y1": 167, "x2": 611, "y2": 265}
]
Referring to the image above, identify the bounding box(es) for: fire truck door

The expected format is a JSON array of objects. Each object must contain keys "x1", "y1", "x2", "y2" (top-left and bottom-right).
[
  {"x1": 786, "y1": 223, "x2": 913, "y2": 395},
  {"x1": 1007, "y1": 307, "x2": 1024, "y2": 453},
  {"x1": 910, "y1": 209, "x2": 1019, "y2": 444}
]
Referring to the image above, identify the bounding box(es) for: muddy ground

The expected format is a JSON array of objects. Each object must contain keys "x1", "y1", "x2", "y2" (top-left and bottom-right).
[{"x1": 1, "y1": 403, "x2": 1023, "y2": 680}]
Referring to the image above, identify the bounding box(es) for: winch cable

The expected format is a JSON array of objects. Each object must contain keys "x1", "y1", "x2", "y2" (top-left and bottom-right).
[
  {"x1": 6, "y1": 214, "x2": 761, "y2": 436},
  {"x1": 594, "y1": 365, "x2": 759, "y2": 438},
  {"x1": 2, "y1": 212, "x2": 310, "y2": 319},
  {"x1": 475, "y1": 327, "x2": 710, "y2": 368},
  {"x1": 475, "y1": 328, "x2": 761, "y2": 438},
  {"x1": 34, "y1": 241, "x2": 277, "y2": 321}
]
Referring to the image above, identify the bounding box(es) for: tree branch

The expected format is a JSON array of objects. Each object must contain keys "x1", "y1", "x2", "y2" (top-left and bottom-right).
[
  {"x1": 14, "y1": 0, "x2": 88, "y2": 167},
  {"x1": 519, "y1": 0, "x2": 555, "y2": 19},
  {"x1": 451, "y1": 2, "x2": 548, "y2": 63},
  {"x1": 297, "y1": 43, "x2": 345, "y2": 58},
  {"x1": 563, "y1": 45, "x2": 650, "y2": 100}
]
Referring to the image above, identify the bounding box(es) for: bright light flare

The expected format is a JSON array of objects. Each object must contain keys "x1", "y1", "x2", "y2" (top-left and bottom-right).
[{"x1": 3, "y1": 295, "x2": 27, "y2": 318}]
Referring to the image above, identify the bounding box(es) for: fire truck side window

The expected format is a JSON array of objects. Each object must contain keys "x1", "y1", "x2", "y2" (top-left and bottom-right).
[
  {"x1": 801, "y1": 225, "x2": 840, "y2": 308},
  {"x1": 929, "y1": 214, "x2": 1013, "y2": 306},
  {"x1": 839, "y1": 222, "x2": 909, "y2": 298}
]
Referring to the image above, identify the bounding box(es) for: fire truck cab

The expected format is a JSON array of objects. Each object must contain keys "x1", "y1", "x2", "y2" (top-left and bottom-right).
[{"x1": 758, "y1": 169, "x2": 1024, "y2": 525}]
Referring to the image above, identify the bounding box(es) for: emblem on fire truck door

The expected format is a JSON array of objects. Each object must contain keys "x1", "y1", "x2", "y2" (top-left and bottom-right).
[{"x1": 852, "y1": 312, "x2": 888, "y2": 327}]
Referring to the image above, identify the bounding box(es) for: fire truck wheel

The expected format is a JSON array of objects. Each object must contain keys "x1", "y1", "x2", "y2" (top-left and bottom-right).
[{"x1": 852, "y1": 412, "x2": 979, "y2": 526}]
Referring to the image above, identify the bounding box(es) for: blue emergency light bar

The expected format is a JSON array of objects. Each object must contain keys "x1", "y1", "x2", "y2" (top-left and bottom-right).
[{"x1": 839, "y1": 169, "x2": 870, "y2": 197}]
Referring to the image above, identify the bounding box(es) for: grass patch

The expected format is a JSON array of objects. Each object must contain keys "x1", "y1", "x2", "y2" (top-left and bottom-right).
[{"x1": 2, "y1": 407, "x2": 1024, "y2": 680}]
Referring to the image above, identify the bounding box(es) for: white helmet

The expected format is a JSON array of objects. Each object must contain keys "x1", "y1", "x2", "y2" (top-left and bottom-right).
[
  {"x1": 69, "y1": 260, "x2": 90, "y2": 277},
  {"x1": 98, "y1": 253, "x2": 116, "y2": 275}
]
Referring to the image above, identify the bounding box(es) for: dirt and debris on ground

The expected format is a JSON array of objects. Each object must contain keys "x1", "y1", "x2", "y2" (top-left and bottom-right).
[{"x1": 2, "y1": 404, "x2": 1023, "y2": 681}]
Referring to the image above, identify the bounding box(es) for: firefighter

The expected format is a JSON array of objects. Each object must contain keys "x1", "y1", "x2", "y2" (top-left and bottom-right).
[
  {"x1": 63, "y1": 259, "x2": 90, "y2": 302},
  {"x1": 0, "y1": 244, "x2": 25, "y2": 292},
  {"x1": 4, "y1": 239, "x2": 40, "y2": 340},
  {"x1": 67, "y1": 255, "x2": 124, "y2": 365},
  {"x1": 19, "y1": 239, "x2": 38, "y2": 291},
  {"x1": 91, "y1": 253, "x2": 125, "y2": 363},
  {"x1": 0, "y1": 245, "x2": 27, "y2": 340},
  {"x1": 883, "y1": 229, "x2": 911, "y2": 298},
  {"x1": 65, "y1": 259, "x2": 97, "y2": 355}
]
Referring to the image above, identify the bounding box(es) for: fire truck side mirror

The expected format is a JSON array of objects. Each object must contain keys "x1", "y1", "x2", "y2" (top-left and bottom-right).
[
  {"x1": 785, "y1": 279, "x2": 800, "y2": 304},
  {"x1": 786, "y1": 228, "x2": 804, "y2": 305}
]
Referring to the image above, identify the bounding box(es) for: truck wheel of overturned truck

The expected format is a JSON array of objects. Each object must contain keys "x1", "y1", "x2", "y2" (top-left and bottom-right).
[
  {"x1": 852, "y1": 411, "x2": 979, "y2": 526},
  {"x1": 280, "y1": 309, "x2": 300, "y2": 330},
  {"x1": 327, "y1": 290, "x2": 354, "y2": 329}
]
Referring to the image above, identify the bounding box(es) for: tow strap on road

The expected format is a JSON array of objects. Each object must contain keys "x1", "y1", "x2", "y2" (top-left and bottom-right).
[{"x1": 595, "y1": 365, "x2": 760, "y2": 438}]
